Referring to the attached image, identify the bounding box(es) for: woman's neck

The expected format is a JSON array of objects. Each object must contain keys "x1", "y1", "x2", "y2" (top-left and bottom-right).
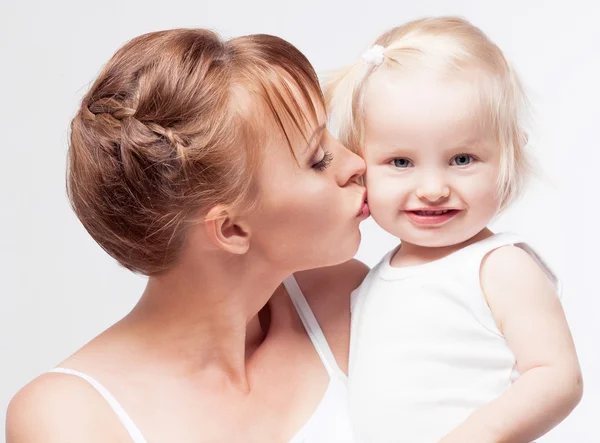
[{"x1": 120, "y1": 252, "x2": 288, "y2": 392}]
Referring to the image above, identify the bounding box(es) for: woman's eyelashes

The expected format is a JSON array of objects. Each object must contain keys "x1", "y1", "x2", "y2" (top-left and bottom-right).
[{"x1": 312, "y1": 150, "x2": 334, "y2": 171}]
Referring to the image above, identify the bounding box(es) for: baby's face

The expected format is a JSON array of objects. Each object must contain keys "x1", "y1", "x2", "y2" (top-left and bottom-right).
[{"x1": 362, "y1": 69, "x2": 501, "y2": 248}]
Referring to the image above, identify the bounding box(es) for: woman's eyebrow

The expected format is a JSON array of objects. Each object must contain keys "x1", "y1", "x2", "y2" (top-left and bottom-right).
[{"x1": 305, "y1": 123, "x2": 327, "y2": 155}]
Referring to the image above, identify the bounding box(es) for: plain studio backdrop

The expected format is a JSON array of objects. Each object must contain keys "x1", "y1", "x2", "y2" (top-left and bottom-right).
[{"x1": 1, "y1": 0, "x2": 598, "y2": 441}]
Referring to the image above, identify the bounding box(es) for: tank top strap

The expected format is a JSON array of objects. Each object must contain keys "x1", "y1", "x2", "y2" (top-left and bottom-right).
[
  {"x1": 467, "y1": 232, "x2": 525, "y2": 259},
  {"x1": 48, "y1": 367, "x2": 147, "y2": 443},
  {"x1": 283, "y1": 275, "x2": 344, "y2": 378},
  {"x1": 466, "y1": 232, "x2": 560, "y2": 293},
  {"x1": 453, "y1": 232, "x2": 561, "y2": 337}
]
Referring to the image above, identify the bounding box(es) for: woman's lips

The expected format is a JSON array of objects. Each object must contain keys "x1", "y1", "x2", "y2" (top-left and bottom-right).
[
  {"x1": 357, "y1": 191, "x2": 370, "y2": 218},
  {"x1": 358, "y1": 201, "x2": 370, "y2": 218}
]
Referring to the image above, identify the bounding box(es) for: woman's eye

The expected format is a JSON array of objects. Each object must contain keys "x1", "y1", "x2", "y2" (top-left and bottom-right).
[
  {"x1": 451, "y1": 154, "x2": 473, "y2": 166},
  {"x1": 312, "y1": 150, "x2": 333, "y2": 171},
  {"x1": 392, "y1": 158, "x2": 413, "y2": 168}
]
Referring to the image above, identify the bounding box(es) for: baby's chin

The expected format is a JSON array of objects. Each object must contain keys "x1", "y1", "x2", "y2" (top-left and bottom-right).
[
  {"x1": 392, "y1": 228, "x2": 481, "y2": 250},
  {"x1": 403, "y1": 237, "x2": 466, "y2": 249}
]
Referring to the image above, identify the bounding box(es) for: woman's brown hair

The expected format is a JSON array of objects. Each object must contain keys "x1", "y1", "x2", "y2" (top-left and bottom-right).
[{"x1": 68, "y1": 29, "x2": 323, "y2": 275}]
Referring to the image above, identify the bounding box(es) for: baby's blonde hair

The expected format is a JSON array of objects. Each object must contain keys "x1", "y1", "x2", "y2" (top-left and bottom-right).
[{"x1": 324, "y1": 16, "x2": 531, "y2": 210}]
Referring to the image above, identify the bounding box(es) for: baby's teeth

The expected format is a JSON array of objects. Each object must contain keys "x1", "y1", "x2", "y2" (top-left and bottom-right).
[{"x1": 416, "y1": 210, "x2": 451, "y2": 215}]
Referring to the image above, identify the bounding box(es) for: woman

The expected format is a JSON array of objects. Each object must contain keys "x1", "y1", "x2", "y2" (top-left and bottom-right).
[{"x1": 6, "y1": 29, "x2": 369, "y2": 442}]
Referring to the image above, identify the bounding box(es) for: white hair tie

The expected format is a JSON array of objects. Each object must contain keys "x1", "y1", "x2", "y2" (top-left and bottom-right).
[{"x1": 361, "y1": 45, "x2": 385, "y2": 67}]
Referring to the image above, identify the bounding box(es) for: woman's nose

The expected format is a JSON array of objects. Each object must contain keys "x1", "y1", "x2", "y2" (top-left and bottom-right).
[{"x1": 337, "y1": 144, "x2": 366, "y2": 187}]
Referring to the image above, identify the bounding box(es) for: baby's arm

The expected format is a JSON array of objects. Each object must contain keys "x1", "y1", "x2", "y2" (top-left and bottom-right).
[{"x1": 439, "y1": 245, "x2": 583, "y2": 443}]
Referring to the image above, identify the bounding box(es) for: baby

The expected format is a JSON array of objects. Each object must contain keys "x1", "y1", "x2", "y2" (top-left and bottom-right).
[{"x1": 326, "y1": 16, "x2": 582, "y2": 443}]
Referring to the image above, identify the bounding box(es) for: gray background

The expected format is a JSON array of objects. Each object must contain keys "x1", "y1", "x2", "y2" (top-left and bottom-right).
[{"x1": 1, "y1": 0, "x2": 598, "y2": 441}]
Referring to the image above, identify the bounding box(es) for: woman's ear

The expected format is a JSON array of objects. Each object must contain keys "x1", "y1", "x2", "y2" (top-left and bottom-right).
[{"x1": 204, "y1": 205, "x2": 251, "y2": 255}]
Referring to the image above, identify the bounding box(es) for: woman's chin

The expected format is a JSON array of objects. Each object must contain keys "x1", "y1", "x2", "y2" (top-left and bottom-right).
[{"x1": 329, "y1": 233, "x2": 362, "y2": 266}]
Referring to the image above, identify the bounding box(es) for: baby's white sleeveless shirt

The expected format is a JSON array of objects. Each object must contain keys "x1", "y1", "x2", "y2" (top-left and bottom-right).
[{"x1": 349, "y1": 233, "x2": 559, "y2": 442}]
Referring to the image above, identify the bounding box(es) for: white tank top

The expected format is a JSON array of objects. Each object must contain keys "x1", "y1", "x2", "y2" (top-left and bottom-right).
[
  {"x1": 49, "y1": 275, "x2": 355, "y2": 443},
  {"x1": 349, "y1": 233, "x2": 559, "y2": 443}
]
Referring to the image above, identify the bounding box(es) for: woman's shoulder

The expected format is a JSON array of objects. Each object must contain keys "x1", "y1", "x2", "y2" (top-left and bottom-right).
[
  {"x1": 6, "y1": 369, "x2": 125, "y2": 442},
  {"x1": 296, "y1": 259, "x2": 370, "y2": 307},
  {"x1": 294, "y1": 259, "x2": 370, "y2": 373}
]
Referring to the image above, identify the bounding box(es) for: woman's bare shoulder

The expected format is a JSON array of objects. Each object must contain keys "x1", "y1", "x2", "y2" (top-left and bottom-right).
[
  {"x1": 294, "y1": 259, "x2": 370, "y2": 373},
  {"x1": 296, "y1": 258, "x2": 370, "y2": 305},
  {"x1": 6, "y1": 371, "x2": 124, "y2": 442}
]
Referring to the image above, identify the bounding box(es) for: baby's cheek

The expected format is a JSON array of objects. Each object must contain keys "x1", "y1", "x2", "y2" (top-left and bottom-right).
[
  {"x1": 366, "y1": 173, "x2": 388, "y2": 204},
  {"x1": 467, "y1": 180, "x2": 499, "y2": 211},
  {"x1": 367, "y1": 183, "x2": 402, "y2": 223}
]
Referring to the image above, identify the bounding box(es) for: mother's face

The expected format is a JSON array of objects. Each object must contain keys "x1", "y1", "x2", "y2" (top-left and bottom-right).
[{"x1": 247, "y1": 108, "x2": 368, "y2": 272}]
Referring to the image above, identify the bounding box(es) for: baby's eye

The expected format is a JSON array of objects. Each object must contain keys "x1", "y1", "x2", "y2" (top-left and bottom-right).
[
  {"x1": 392, "y1": 158, "x2": 413, "y2": 168},
  {"x1": 451, "y1": 154, "x2": 473, "y2": 166}
]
